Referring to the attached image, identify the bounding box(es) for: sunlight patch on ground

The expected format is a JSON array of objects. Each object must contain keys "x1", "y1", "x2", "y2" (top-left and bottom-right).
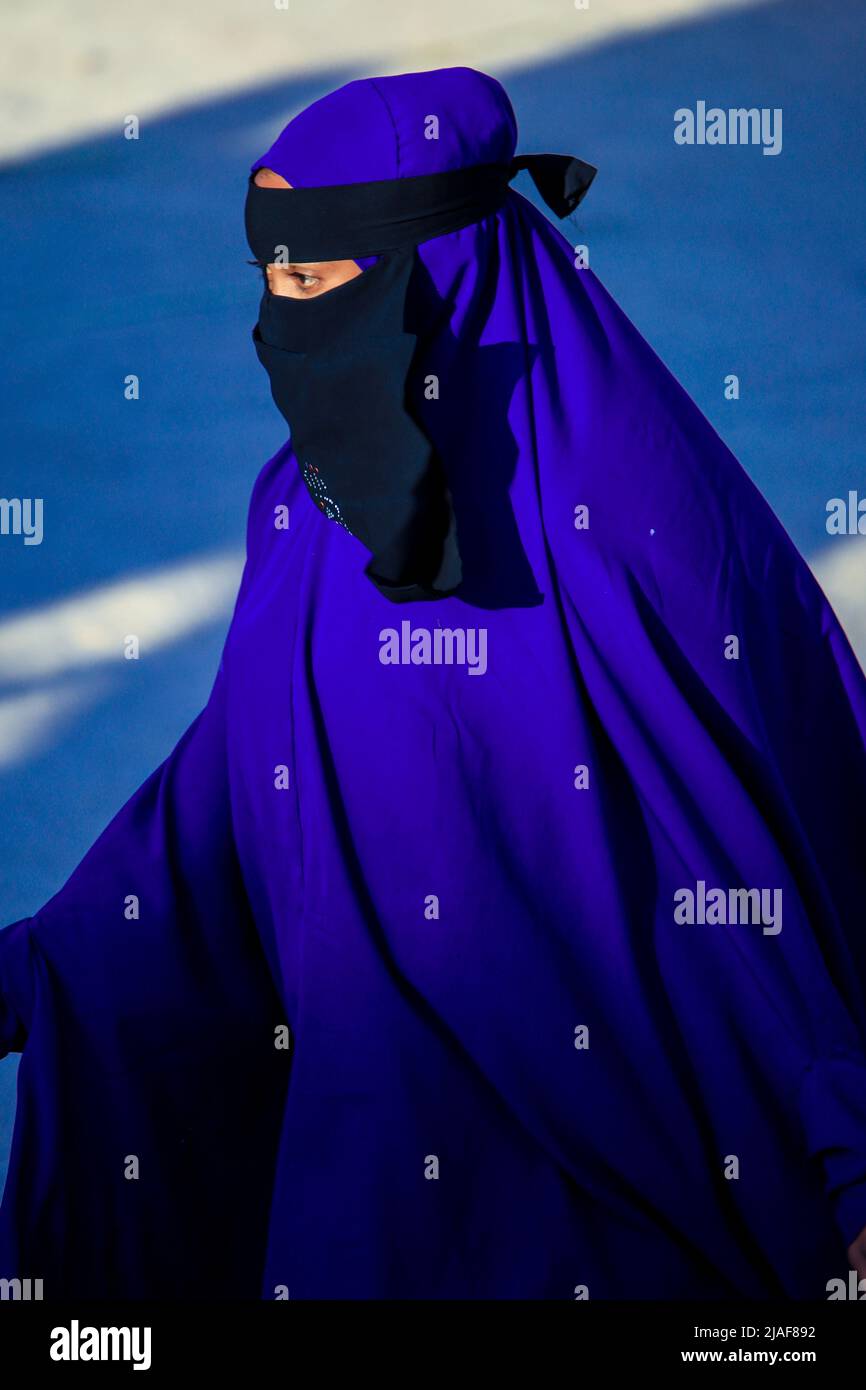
[
  {"x1": 0, "y1": 0, "x2": 768, "y2": 161},
  {"x1": 0, "y1": 550, "x2": 243, "y2": 768},
  {"x1": 810, "y1": 541, "x2": 866, "y2": 665},
  {"x1": 0, "y1": 550, "x2": 243, "y2": 684}
]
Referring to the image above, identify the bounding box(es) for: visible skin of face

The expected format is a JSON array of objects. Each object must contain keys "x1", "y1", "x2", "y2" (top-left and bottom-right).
[{"x1": 253, "y1": 167, "x2": 363, "y2": 297}]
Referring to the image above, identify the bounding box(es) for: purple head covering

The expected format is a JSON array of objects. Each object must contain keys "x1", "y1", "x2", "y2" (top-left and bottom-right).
[
  {"x1": 250, "y1": 67, "x2": 518, "y2": 186},
  {"x1": 249, "y1": 69, "x2": 517, "y2": 273},
  {"x1": 2, "y1": 67, "x2": 866, "y2": 1301}
]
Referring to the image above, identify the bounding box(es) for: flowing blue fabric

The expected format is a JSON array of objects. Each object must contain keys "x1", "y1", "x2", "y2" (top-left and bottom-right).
[{"x1": 2, "y1": 67, "x2": 866, "y2": 1300}]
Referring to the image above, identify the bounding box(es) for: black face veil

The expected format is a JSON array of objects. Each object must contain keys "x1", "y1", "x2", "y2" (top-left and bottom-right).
[{"x1": 244, "y1": 155, "x2": 596, "y2": 603}]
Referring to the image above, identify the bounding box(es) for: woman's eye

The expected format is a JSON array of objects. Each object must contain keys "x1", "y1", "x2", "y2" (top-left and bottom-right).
[{"x1": 294, "y1": 273, "x2": 318, "y2": 289}]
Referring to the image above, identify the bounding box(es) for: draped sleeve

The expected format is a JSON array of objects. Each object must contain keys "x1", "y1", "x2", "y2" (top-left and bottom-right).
[{"x1": 0, "y1": 657, "x2": 289, "y2": 1298}]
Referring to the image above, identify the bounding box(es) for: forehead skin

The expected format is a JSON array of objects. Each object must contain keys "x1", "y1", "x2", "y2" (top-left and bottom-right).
[{"x1": 253, "y1": 167, "x2": 291, "y2": 189}]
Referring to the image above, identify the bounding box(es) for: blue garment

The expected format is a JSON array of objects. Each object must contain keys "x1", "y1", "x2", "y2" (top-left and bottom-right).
[{"x1": 2, "y1": 67, "x2": 866, "y2": 1299}]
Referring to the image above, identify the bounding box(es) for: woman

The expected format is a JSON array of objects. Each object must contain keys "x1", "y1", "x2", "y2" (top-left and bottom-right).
[{"x1": 2, "y1": 66, "x2": 866, "y2": 1300}]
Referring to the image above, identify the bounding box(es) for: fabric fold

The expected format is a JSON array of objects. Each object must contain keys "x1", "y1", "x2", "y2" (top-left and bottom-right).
[
  {"x1": 799, "y1": 1056, "x2": 866, "y2": 1249},
  {"x1": 0, "y1": 919, "x2": 34, "y2": 1060},
  {"x1": 0, "y1": 665, "x2": 290, "y2": 1297}
]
